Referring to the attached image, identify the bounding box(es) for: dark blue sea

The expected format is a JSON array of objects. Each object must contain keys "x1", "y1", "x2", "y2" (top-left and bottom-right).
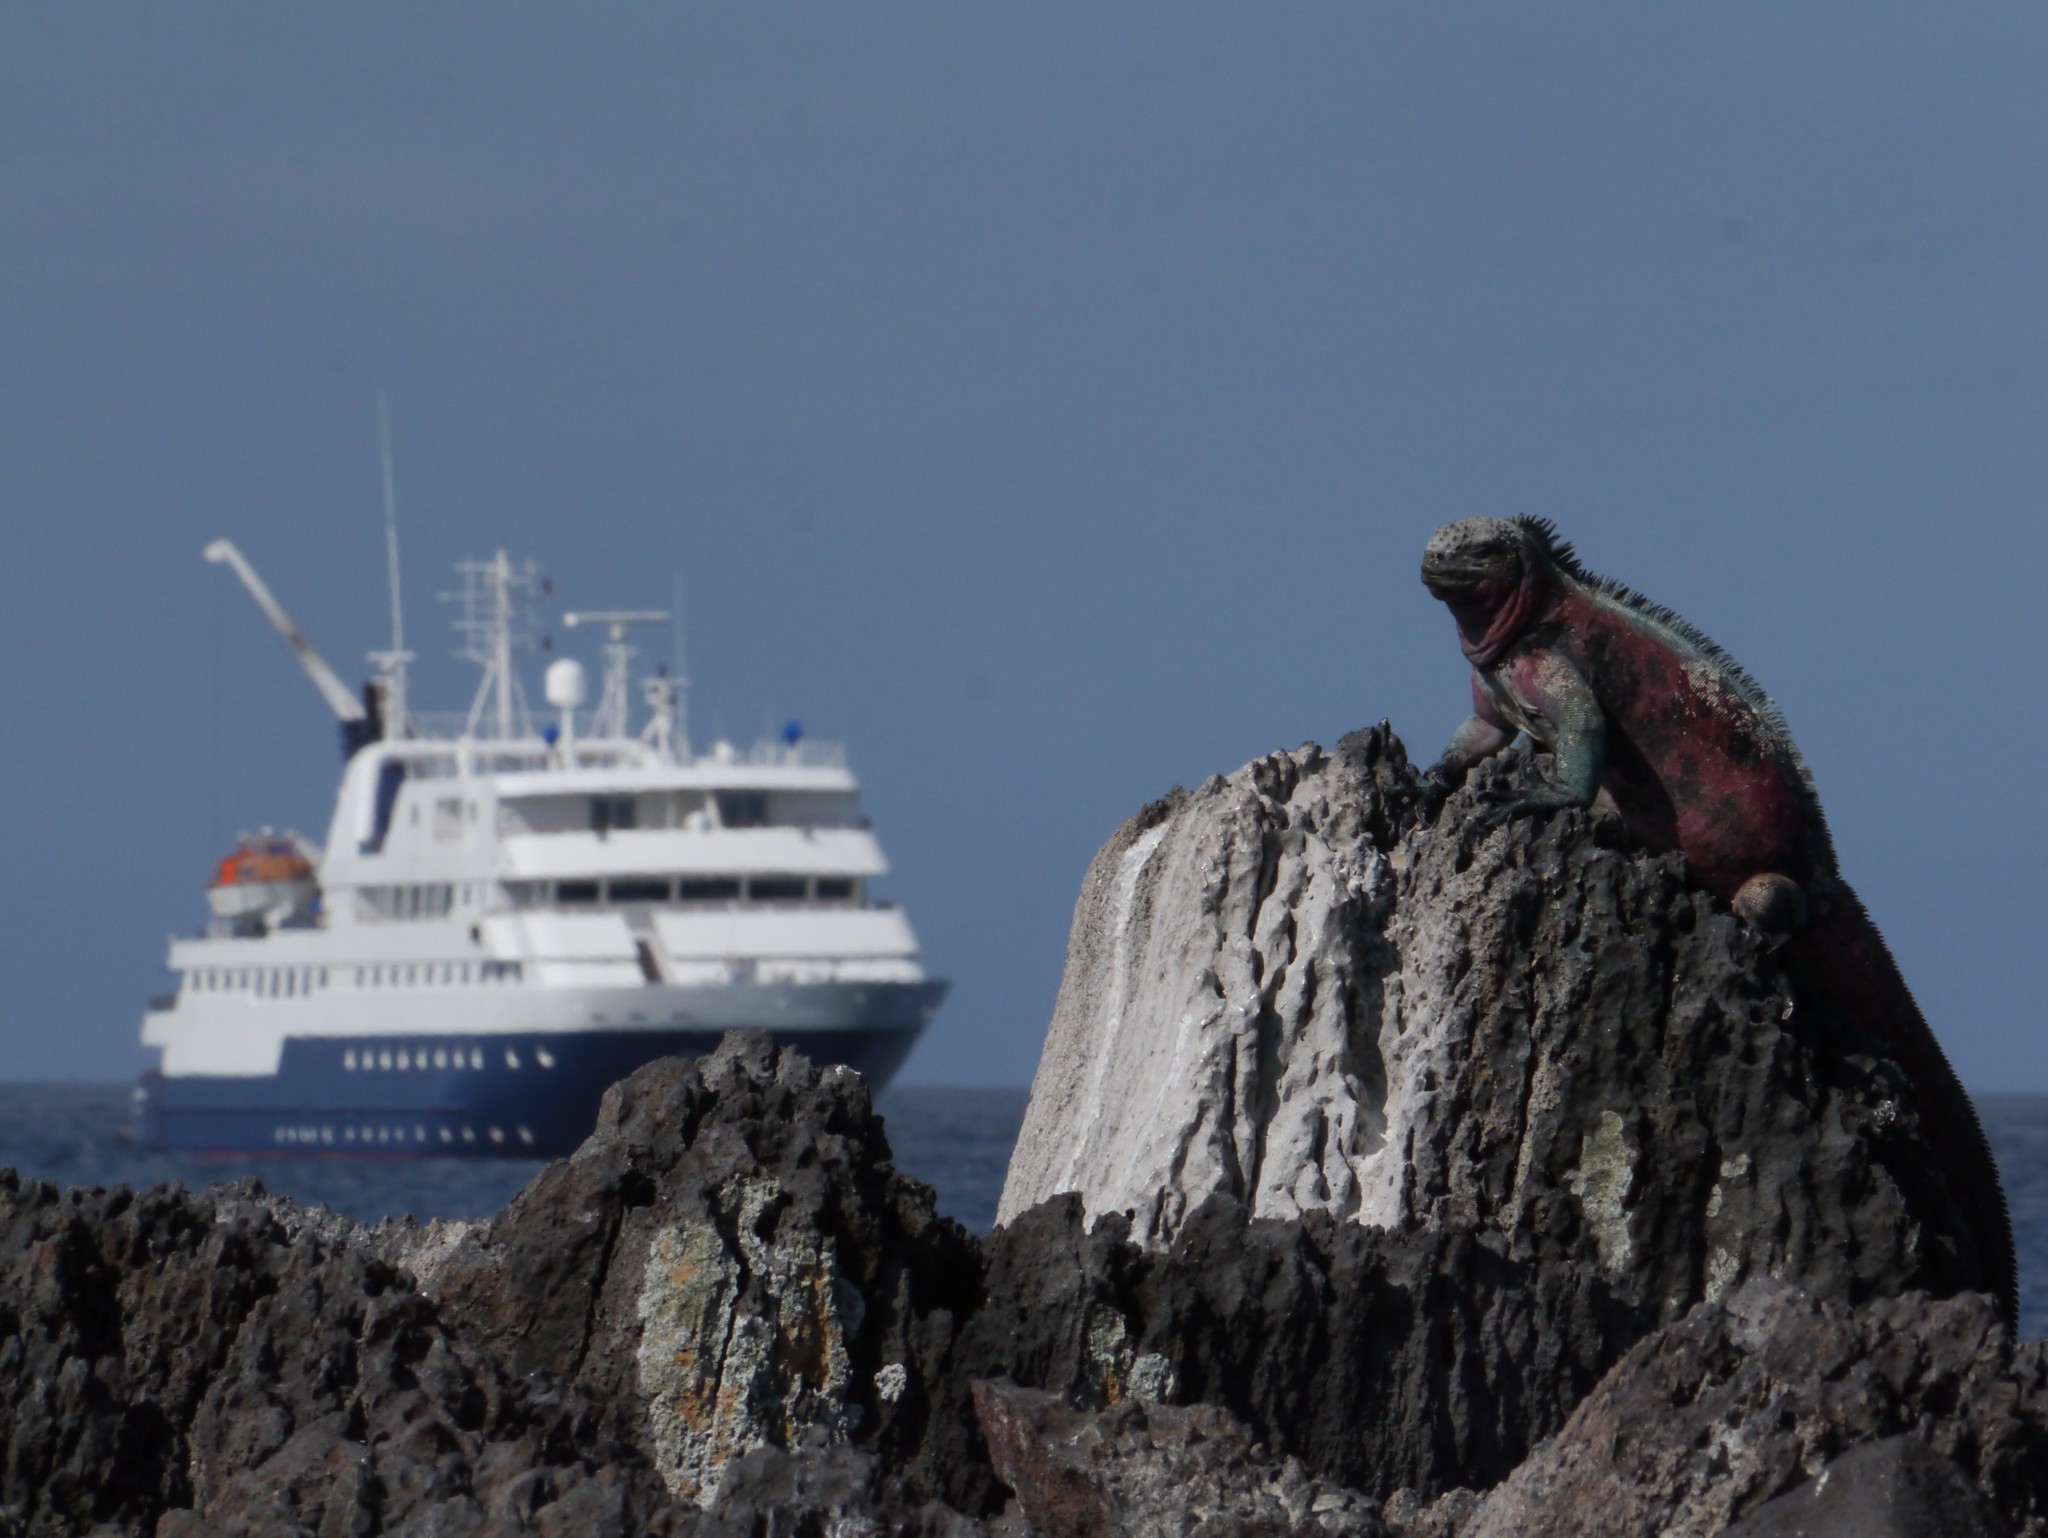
[
  {"x1": 2, "y1": 1084, "x2": 2041, "y2": 1340},
  {"x1": 0, "y1": 1082, "x2": 1029, "y2": 1236}
]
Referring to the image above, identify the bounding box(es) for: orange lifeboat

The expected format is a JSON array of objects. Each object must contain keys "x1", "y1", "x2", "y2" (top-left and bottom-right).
[{"x1": 206, "y1": 833, "x2": 318, "y2": 924}]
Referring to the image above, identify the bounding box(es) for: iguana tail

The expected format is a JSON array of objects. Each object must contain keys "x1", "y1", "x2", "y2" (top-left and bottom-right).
[{"x1": 1785, "y1": 889, "x2": 2017, "y2": 1329}]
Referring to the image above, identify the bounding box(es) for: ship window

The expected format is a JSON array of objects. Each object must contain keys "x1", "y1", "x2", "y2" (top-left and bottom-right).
[
  {"x1": 556, "y1": 880, "x2": 601, "y2": 904},
  {"x1": 717, "y1": 792, "x2": 769, "y2": 828},
  {"x1": 748, "y1": 877, "x2": 806, "y2": 903},
  {"x1": 815, "y1": 878, "x2": 856, "y2": 901},
  {"x1": 608, "y1": 878, "x2": 672, "y2": 903},
  {"x1": 404, "y1": 965, "x2": 417, "y2": 985},
  {"x1": 678, "y1": 877, "x2": 741, "y2": 902},
  {"x1": 590, "y1": 795, "x2": 637, "y2": 833}
]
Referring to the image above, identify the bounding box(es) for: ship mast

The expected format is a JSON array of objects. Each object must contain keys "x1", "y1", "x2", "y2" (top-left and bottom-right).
[
  {"x1": 563, "y1": 610, "x2": 669, "y2": 742},
  {"x1": 451, "y1": 550, "x2": 539, "y2": 740},
  {"x1": 365, "y1": 396, "x2": 413, "y2": 738}
]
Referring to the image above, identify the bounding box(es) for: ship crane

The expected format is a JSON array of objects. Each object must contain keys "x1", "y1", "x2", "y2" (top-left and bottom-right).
[{"x1": 204, "y1": 539, "x2": 377, "y2": 753}]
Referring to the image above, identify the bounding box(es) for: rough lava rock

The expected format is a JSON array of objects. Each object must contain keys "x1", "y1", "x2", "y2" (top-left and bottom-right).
[
  {"x1": 971, "y1": 1378, "x2": 1389, "y2": 1537},
  {"x1": 1001, "y1": 726, "x2": 2001, "y2": 1321},
  {"x1": 2, "y1": 728, "x2": 2037, "y2": 1538},
  {"x1": 1451, "y1": 1278, "x2": 2048, "y2": 1538},
  {"x1": 0, "y1": 1034, "x2": 987, "y2": 1537}
]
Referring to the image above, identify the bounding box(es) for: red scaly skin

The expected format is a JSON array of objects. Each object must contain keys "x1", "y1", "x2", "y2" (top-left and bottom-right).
[{"x1": 1420, "y1": 516, "x2": 2016, "y2": 1327}]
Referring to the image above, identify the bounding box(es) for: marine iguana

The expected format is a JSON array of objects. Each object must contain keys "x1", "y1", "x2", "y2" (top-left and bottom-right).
[{"x1": 1419, "y1": 515, "x2": 2017, "y2": 1327}]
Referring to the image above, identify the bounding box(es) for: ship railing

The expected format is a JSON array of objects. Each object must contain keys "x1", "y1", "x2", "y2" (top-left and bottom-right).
[
  {"x1": 390, "y1": 715, "x2": 846, "y2": 770},
  {"x1": 721, "y1": 739, "x2": 847, "y2": 769}
]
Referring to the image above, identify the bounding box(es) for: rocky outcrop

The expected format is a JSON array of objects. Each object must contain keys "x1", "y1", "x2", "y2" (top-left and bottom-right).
[
  {"x1": 1000, "y1": 727, "x2": 1999, "y2": 1324},
  {"x1": 0, "y1": 1035, "x2": 988, "y2": 1537},
  {"x1": 1, "y1": 729, "x2": 2033, "y2": 1537}
]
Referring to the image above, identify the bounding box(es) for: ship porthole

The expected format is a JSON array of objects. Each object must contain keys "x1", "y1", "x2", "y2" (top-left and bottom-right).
[
  {"x1": 536, "y1": 1046, "x2": 556, "y2": 1069},
  {"x1": 379, "y1": 1051, "x2": 393, "y2": 1071},
  {"x1": 439, "y1": 1127, "x2": 453, "y2": 1144},
  {"x1": 470, "y1": 1049, "x2": 484, "y2": 1069},
  {"x1": 517, "y1": 1126, "x2": 534, "y2": 1145},
  {"x1": 433, "y1": 1049, "x2": 448, "y2": 1069},
  {"x1": 343, "y1": 1050, "x2": 358, "y2": 1071},
  {"x1": 396, "y1": 1050, "x2": 411, "y2": 1070},
  {"x1": 505, "y1": 1048, "x2": 520, "y2": 1070},
  {"x1": 488, "y1": 1126, "x2": 504, "y2": 1144}
]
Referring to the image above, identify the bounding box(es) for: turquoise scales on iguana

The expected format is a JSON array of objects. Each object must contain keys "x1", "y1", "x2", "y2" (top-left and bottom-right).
[{"x1": 1419, "y1": 515, "x2": 2017, "y2": 1328}]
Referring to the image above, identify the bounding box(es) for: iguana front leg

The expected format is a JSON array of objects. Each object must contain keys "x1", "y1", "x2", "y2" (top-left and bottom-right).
[
  {"x1": 1433, "y1": 675, "x2": 1515, "y2": 810},
  {"x1": 1426, "y1": 675, "x2": 1515, "y2": 793},
  {"x1": 1475, "y1": 650, "x2": 1605, "y2": 825}
]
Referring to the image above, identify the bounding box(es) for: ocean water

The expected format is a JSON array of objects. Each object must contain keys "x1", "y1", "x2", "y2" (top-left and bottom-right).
[
  {"x1": 1, "y1": 1083, "x2": 2041, "y2": 1340},
  {"x1": 0, "y1": 1081, "x2": 1030, "y2": 1236}
]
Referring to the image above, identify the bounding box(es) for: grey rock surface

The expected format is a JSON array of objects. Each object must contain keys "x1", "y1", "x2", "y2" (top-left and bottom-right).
[
  {"x1": 999, "y1": 728, "x2": 1999, "y2": 1328},
  {"x1": 971, "y1": 1378, "x2": 1388, "y2": 1538},
  {"x1": 967, "y1": 1192, "x2": 1624, "y2": 1499},
  {"x1": 1720, "y1": 1436, "x2": 2006, "y2": 1538},
  {"x1": 1451, "y1": 1279, "x2": 2048, "y2": 1538}
]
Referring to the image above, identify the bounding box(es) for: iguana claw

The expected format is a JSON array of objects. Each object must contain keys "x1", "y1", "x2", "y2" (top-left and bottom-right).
[{"x1": 1474, "y1": 796, "x2": 1546, "y2": 830}]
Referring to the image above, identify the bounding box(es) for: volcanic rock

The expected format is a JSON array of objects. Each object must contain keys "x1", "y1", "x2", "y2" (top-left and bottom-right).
[
  {"x1": 0, "y1": 1035, "x2": 987, "y2": 1537},
  {"x1": 1, "y1": 727, "x2": 2032, "y2": 1537},
  {"x1": 999, "y1": 726, "x2": 2001, "y2": 1321},
  {"x1": 970, "y1": 1378, "x2": 1388, "y2": 1538},
  {"x1": 1451, "y1": 1278, "x2": 2048, "y2": 1538}
]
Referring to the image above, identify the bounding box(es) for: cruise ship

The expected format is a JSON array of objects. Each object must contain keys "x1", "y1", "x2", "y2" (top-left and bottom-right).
[{"x1": 136, "y1": 538, "x2": 946, "y2": 1157}]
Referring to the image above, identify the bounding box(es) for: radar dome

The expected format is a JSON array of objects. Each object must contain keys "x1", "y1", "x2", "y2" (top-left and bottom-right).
[{"x1": 544, "y1": 658, "x2": 588, "y2": 710}]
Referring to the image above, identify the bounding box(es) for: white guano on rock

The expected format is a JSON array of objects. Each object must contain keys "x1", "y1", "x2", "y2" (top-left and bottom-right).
[{"x1": 998, "y1": 742, "x2": 1410, "y2": 1244}]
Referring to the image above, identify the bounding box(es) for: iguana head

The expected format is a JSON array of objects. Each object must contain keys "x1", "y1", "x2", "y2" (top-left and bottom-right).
[{"x1": 1421, "y1": 517, "x2": 1553, "y2": 664}]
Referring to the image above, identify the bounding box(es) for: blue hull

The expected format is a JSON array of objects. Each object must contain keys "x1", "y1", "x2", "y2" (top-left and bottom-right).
[{"x1": 135, "y1": 1022, "x2": 924, "y2": 1158}]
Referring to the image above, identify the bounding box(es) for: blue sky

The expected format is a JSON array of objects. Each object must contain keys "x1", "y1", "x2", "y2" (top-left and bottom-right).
[{"x1": 1, "y1": 6, "x2": 2043, "y2": 1088}]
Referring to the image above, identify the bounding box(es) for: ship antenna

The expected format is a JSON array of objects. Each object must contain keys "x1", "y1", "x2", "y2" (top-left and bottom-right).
[
  {"x1": 673, "y1": 571, "x2": 691, "y2": 760},
  {"x1": 367, "y1": 393, "x2": 414, "y2": 736}
]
